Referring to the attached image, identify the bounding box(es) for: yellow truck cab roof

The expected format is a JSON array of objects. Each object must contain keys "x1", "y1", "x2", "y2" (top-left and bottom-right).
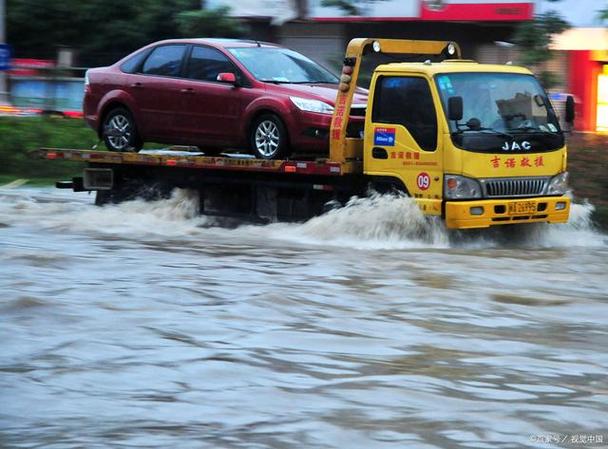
[{"x1": 374, "y1": 60, "x2": 533, "y2": 76}]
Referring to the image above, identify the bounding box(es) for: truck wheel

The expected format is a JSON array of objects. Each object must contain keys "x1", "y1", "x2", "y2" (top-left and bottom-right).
[
  {"x1": 94, "y1": 190, "x2": 111, "y2": 206},
  {"x1": 250, "y1": 114, "x2": 288, "y2": 159},
  {"x1": 103, "y1": 107, "x2": 142, "y2": 152}
]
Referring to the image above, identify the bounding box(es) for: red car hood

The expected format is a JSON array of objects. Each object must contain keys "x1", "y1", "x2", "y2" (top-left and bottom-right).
[{"x1": 269, "y1": 83, "x2": 369, "y2": 107}]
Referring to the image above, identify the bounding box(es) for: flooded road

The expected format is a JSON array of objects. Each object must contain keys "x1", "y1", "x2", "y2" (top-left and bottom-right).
[{"x1": 1, "y1": 187, "x2": 607, "y2": 449}]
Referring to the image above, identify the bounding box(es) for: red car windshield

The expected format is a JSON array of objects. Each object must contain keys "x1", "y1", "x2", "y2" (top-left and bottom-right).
[{"x1": 228, "y1": 47, "x2": 338, "y2": 84}]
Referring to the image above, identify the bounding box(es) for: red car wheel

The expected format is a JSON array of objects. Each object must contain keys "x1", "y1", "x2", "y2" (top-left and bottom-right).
[
  {"x1": 102, "y1": 107, "x2": 142, "y2": 152},
  {"x1": 250, "y1": 114, "x2": 288, "y2": 160}
]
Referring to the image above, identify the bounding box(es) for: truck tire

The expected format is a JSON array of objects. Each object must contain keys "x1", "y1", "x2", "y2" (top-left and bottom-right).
[
  {"x1": 94, "y1": 190, "x2": 111, "y2": 206},
  {"x1": 102, "y1": 107, "x2": 142, "y2": 152},
  {"x1": 250, "y1": 114, "x2": 288, "y2": 160},
  {"x1": 368, "y1": 177, "x2": 409, "y2": 196}
]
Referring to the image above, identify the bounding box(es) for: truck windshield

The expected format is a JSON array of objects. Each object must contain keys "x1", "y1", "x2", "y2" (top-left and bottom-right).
[
  {"x1": 228, "y1": 47, "x2": 338, "y2": 84},
  {"x1": 435, "y1": 72, "x2": 564, "y2": 153}
]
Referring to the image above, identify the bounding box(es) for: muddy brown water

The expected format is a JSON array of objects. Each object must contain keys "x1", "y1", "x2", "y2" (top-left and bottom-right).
[{"x1": 1, "y1": 187, "x2": 607, "y2": 449}]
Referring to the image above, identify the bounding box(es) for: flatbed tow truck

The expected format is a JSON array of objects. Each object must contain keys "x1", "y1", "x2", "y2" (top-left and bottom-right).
[{"x1": 36, "y1": 38, "x2": 573, "y2": 229}]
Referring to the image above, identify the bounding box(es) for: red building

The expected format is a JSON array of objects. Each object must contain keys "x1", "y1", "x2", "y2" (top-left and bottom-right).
[{"x1": 551, "y1": 28, "x2": 608, "y2": 132}]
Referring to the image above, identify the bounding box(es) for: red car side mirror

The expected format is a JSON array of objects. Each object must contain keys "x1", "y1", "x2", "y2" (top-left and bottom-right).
[{"x1": 217, "y1": 72, "x2": 237, "y2": 84}]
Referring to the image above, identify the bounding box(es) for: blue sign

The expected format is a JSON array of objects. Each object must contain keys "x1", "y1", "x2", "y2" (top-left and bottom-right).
[
  {"x1": 374, "y1": 127, "x2": 396, "y2": 146},
  {"x1": 0, "y1": 44, "x2": 12, "y2": 71}
]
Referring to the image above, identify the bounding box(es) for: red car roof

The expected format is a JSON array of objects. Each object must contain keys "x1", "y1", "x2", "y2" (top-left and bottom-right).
[{"x1": 145, "y1": 38, "x2": 281, "y2": 50}]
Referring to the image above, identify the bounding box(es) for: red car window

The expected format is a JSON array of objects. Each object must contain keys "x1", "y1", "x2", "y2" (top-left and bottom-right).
[
  {"x1": 185, "y1": 46, "x2": 235, "y2": 82},
  {"x1": 141, "y1": 45, "x2": 186, "y2": 77}
]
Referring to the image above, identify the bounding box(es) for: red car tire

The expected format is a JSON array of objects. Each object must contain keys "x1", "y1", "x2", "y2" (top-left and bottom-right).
[
  {"x1": 102, "y1": 107, "x2": 143, "y2": 152},
  {"x1": 250, "y1": 114, "x2": 289, "y2": 160}
]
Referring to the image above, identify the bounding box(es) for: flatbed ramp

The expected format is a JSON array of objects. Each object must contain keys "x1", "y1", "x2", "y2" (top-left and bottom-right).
[{"x1": 34, "y1": 148, "x2": 346, "y2": 176}]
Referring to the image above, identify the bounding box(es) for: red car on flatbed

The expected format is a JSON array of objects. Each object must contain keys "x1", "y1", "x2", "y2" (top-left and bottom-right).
[{"x1": 84, "y1": 38, "x2": 368, "y2": 159}]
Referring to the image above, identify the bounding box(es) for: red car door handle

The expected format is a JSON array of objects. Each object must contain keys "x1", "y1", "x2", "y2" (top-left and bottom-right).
[
  {"x1": 180, "y1": 88, "x2": 194, "y2": 94},
  {"x1": 131, "y1": 82, "x2": 143, "y2": 88}
]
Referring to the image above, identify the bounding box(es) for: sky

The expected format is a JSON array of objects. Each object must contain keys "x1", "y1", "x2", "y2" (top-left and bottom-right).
[{"x1": 535, "y1": 0, "x2": 608, "y2": 26}]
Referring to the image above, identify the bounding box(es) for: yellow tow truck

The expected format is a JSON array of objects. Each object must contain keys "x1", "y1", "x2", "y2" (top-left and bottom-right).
[{"x1": 41, "y1": 38, "x2": 573, "y2": 229}]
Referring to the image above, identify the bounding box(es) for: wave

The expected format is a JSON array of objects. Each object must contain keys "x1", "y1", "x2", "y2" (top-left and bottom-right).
[{"x1": 0, "y1": 187, "x2": 604, "y2": 250}]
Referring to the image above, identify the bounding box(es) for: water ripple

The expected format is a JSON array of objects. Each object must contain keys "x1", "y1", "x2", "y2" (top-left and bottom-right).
[{"x1": 0, "y1": 188, "x2": 607, "y2": 448}]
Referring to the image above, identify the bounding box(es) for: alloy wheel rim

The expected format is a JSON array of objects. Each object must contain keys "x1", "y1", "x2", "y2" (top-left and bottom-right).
[
  {"x1": 106, "y1": 114, "x2": 132, "y2": 151},
  {"x1": 254, "y1": 120, "x2": 280, "y2": 157}
]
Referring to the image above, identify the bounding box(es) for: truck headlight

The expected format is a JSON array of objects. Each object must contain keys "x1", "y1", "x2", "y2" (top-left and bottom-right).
[
  {"x1": 290, "y1": 96, "x2": 334, "y2": 114},
  {"x1": 444, "y1": 175, "x2": 482, "y2": 200},
  {"x1": 547, "y1": 171, "x2": 569, "y2": 195}
]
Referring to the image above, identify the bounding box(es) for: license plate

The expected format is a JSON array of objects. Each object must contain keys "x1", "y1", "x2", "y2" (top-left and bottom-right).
[{"x1": 508, "y1": 201, "x2": 537, "y2": 215}]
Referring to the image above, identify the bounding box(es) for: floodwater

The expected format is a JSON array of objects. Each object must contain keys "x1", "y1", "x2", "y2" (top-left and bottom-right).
[{"x1": 0, "y1": 186, "x2": 607, "y2": 449}]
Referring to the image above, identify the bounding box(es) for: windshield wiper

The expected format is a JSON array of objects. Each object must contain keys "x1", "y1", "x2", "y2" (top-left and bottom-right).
[
  {"x1": 509, "y1": 126, "x2": 557, "y2": 134},
  {"x1": 453, "y1": 127, "x2": 513, "y2": 139},
  {"x1": 291, "y1": 80, "x2": 339, "y2": 84}
]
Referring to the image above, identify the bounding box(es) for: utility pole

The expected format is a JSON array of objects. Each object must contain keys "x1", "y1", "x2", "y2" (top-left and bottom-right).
[{"x1": 0, "y1": 0, "x2": 8, "y2": 104}]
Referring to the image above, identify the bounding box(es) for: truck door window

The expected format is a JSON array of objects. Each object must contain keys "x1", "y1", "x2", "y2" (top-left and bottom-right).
[
  {"x1": 141, "y1": 45, "x2": 186, "y2": 77},
  {"x1": 185, "y1": 46, "x2": 236, "y2": 82},
  {"x1": 372, "y1": 76, "x2": 437, "y2": 151}
]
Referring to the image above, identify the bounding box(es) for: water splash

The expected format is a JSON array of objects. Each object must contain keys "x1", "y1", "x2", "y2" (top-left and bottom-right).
[
  {"x1": 0, "y1": 188, "x2": 208, "y2": 238},
  {"x1": 253, "y1": 195, "x2": 604, "y2": 250},
  {"x1": 257, "y1": 194, "x2": 450, "y2": 249},
  {"x1": 58, "y1": 189, "x2": 208, "y2": 237},
  {"x1": 527, "y1": 201, "x2": 604, "y2": 248},
  {"x1": 0, "y1": 187, "x2": 604, "y2": 249}
]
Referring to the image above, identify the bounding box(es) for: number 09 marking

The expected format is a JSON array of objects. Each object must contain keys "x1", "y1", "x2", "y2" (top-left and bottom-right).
[{"x1": 417, "y1": 172, "x2": 431, "y2": 191}]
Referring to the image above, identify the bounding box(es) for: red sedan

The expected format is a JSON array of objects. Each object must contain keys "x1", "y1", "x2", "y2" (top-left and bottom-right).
[{"x1": 84, "y1": 38, "x2": 368, "y2": 159}]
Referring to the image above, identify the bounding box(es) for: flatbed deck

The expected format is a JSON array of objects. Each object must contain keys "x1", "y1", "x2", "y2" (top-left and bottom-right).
[
  {"x1": 34, "y1": 148, "x2": 347, "y2": 177},
  {"x1": 34, "y1": 147, "x2": 367, "y2": 221}
]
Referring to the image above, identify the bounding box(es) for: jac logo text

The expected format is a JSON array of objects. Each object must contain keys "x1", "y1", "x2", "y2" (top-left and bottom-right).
[{"x1": 502, "y1": 141, "x2": 531, "y2": 151}]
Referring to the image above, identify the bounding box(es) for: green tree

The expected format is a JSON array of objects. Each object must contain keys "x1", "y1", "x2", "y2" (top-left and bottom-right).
[
  {"x1": 7, "y1": 1, "x2": 242, "y2": 66},
  {"x1": 175, "y1": 6, "x2": 244, "y2": 37},
  {"x1": 512, "y1": 1, "x2": 569, "y2": 89}
]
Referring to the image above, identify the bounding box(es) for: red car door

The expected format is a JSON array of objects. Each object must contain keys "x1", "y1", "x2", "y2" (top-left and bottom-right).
[
  {"x1": 127, "y1": 44, "x2": 187, "y2": 141},
  {"x1": 173, "y1": 45, "x2": 244, "y2": 147}
]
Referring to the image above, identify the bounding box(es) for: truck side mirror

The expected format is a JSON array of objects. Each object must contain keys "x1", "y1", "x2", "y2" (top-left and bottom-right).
[
  {"x1": 448, "y1": 96, "x2": 463, "y2": 121},
  {"x1": 565, "y1": 95, "x2": 575, "y2": 123}
]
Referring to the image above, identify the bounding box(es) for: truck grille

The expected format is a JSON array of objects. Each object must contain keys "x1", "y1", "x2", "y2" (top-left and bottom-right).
[{"x1": 481, "y1": 177, "x2": 549, "y2": 198}]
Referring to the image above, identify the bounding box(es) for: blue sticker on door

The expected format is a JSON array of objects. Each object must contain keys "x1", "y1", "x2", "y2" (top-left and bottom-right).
[{"x1": 374, "y1": 127, "x2": 396, "y2": 146}]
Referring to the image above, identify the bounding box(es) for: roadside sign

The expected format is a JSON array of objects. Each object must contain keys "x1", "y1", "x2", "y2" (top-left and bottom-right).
[{"x1": 0, "y1": 44, "x2": 12, "y2": 71}]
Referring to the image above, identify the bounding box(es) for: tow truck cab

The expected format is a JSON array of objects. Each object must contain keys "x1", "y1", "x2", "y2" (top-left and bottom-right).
[
  {"x1": 322, "y1": 39, "x2": 572, "y2": 230},
  {"x1": 363, "y1": 62, "x2": 571, "y2": 229}
]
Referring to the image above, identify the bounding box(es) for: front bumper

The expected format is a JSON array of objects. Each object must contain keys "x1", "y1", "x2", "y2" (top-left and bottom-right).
[
  {"x1": 287, "y1": 110, "x2": 365, "y2": 151},
  {"x1": 445, "y1": 196, "x2": 570, "y2": 229}
]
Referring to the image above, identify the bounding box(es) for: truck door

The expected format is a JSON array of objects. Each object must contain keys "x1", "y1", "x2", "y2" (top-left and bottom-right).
[{"x1": 364, "y1": 75, "x2": 444, "y2": 215}]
